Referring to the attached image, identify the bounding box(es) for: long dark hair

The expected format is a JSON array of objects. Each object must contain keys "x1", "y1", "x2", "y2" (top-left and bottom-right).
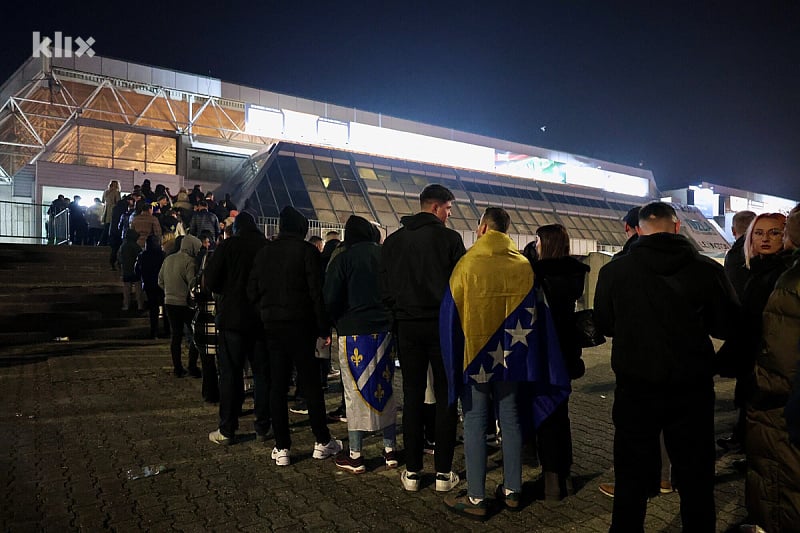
[{"x1": 536, "y1": 224, "x2": 570, "y2": 259}]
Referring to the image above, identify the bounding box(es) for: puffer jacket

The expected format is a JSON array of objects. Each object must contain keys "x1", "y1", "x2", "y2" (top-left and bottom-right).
[
  {"x1": 130, "y1": 212, "x2": 162, "y2": 249},
  {"x1": 745, "y1": 252, "x2": 800, "y2": 532},
  {"x1": 158, "y1": 234, "x2": 202, "y2": 307}
]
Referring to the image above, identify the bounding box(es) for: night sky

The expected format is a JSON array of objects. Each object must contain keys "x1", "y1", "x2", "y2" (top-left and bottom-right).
[{"x1": 3, "y1": 1, "x2": 799, "y2": 200}]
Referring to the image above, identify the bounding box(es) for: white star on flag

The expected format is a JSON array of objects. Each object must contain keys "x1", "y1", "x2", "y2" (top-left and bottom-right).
[
  {"x1": 470, "y1": 365, "x2": 494, "y2": 383},
  {"x1": 505, "y1": 319, "x2": 533, "y2": 347},
  {"x1": 488, "y1": 341, "x2": 512, "y2": 368},
  {"x1": 525, "y1": 306, "x2": 537, "y2": 323}
]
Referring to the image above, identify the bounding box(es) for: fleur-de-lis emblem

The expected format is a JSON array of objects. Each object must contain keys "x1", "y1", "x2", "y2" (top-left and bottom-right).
[
  {"x1": 351, "y1": 348, "x2": 363, "y2": 367},
  {"x1": 371, "y1": 333, "x2": 379, "y2": 340},
  {"x1": 374, "y1": 383, "x2": 385, "y2": 401},
  {"x1": 382, "y1": 367, "x2": 391, "y2": 382},
  {"x1": 351, "y1": 335, "x2": 358, "y2": 342}
]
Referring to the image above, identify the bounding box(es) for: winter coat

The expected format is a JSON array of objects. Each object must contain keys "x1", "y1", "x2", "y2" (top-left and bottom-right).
[
  {"x1": 745, "y1": 252, "x2": 800, "y2": 532},
  {"x1": 324, "y1": 216, "x2": 391, "y2": 336},
  {"x1": 158, "y1": 234, "x2": 202, "y2": 307},
  {"x1": 594, "y1": 232, "x2": 739, "y2": 389},
  {"x1": 102, "y1": 188, "x2": 121, "y2": 224},
  {"x1": 134, "y1": 235, "x2": 165, "y2": 292},
  {"x1": 204, "y1": 221, "x2": 268, "y2": 332},
  {"x1": 118, "y1": 229, "x2": 141, "y2": 283},
  {"x1": 724, "y1": 235, "x2": 749, "y2": 300},
  {"x1": 189, "y1": 209, "x2": 220, "y2": 240},
  {"x1": 380, "y1": 212, "x2": 466, "y2": 321},
  {"x1": 130, "y1": 212, "x2": 162, "y2": 249},
  {"x1": 247, "y1": 228, "x2": 330, "y2": 337},
  {"x1": 533, "y1": 256, "x2": 590, "y2": 379}
]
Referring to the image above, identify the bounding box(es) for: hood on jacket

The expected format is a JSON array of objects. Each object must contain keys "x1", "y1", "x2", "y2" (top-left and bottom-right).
[
  {"x1": 233, "y1": 211, "x2": 258, "y2": 235},
  {"x1": 144, "y1": 234, "x2": 161, "y2": 252},
  {"x1": 344, "y1": 215, "x2": 374, "y2": 245},
  {"x1": 124, "y1": 229, "x2": 140, "y2": 242},
  {"x1": 400, "y1": 211, "x2": 442, "y2": 231},
  {"x1": 629, "y1": 232, "x2": 697, "y2": 276},
  {"x1": 180, "y1": 234, "x2": 202, "y2": 257},
  {"x1": 278, "y1": 206, "x2": 308, "y2": 237}
]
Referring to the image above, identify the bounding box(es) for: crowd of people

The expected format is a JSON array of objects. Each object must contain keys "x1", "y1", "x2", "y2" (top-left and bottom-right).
[{"x1": 57, "y1": 176, "x2": 800, "y2": 530}]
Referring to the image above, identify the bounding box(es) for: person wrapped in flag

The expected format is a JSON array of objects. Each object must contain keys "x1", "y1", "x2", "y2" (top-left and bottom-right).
[
  {"x1": 324, "y1": 215, "x2": 398, "y2": 473},
  {"x1": 440, "y1": 207, "x2": 571, "y2": 518}
]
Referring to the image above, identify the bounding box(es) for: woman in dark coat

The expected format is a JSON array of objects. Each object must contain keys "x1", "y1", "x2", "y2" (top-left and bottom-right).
[
  {"x1": 530, "y1": 224, "x2": 590, "y2": 500},
  {"x1": 135, "y1": 234, "x2": 169, "y2": 339}
]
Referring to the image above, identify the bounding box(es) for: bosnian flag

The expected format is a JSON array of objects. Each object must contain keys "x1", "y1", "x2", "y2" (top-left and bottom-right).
[{"x1": 439, "y1": 230, "x2": 571, "y2": 428}]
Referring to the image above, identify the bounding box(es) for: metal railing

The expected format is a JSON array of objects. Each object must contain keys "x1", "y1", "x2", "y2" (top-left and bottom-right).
[{"x1": 0, "y1": 199, "x2": 72, "y2": 244}]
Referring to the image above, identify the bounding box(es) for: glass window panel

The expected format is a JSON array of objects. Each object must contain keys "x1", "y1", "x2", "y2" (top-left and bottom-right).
[
  {"x1": 388, "y1": 196, "x2": 410, "y2": 213},
  {"x1": 113, "y1": 131, "x2": 146, "y2": 161},
  {"x1": 79, "y1": 155, "x2": 112, "y2": 168},
  {"x1": 329, "y1": 193, "x2": 352, "y2": 212},
  {"x1": 353, "y1": 211, "x2": 374, "y2": 222},
  {"x1": 79, "y1": 126, "x2": 113, "y2": 157},
  {"x1": 315, "y1": 160, "x2": 335, "y2": 176},
  {"x1": 411, "y1": 174, "x2": 429, "y2": 186},
  {"x1": 315, "y1": 209, "x2": 337, "y2": 223},
  {"x1": 308, "y1": 191, "x2": 333, "y2": 210},
  {"x1": 145, "y1": 135, "x2": 176, "y2": 164},
  {"x1": 296, "y1": 157, "x2": 317, "y2": 174},
  {"x1": 145, "y1": 162, "x2": 177, "y2": 174},
  {"x1": 334, "y1": 163, "x2": 356, "y2": 181},
  {"x1": 375, "y1": 170, "x2": 393, "y2": 182},
  {"x1": 325, "y1": 176, "x2": 343, "y2": 192},
  {"x1": 349, "y1": 195, "x2": 370, "y2": 212},
  {"x1": 341, "y1": 180, "x2": 362, "y2": 194},
  {"x1": 113, "y1": 158, "x2": 141, "y2": 171},
  {"x1": 303, "y1": 174, "x2": 325, "y2": 191},
  {"x1": 370, "y1": 196, "x2": 392, "y2": 211},
  {"x1": 358, "y1": 167, "x2": 378, "y2": 180},
  {"x1": 392, "y1": 172, "x2": 413, "y2": 184},
  {"x1": 376, "y1": 211, "x2": 399, "y2": 226},
  {"x1": 450, "y1": 217, "x2": 472, "y2": 230}
]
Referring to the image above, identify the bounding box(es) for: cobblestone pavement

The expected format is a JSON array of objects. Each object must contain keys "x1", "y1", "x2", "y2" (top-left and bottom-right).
[{"x1": 1, "y1": 339, "x2": 747, "y2": 532}]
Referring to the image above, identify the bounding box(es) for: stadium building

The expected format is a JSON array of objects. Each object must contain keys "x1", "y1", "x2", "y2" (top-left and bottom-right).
[{"x1": 0, "y1": 53, "x2": 728, "y2": 254}]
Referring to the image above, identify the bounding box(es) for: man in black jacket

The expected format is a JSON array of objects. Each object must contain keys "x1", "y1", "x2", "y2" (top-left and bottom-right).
[
  {"x1": 204, "y1": 212, "x2": 270, "y2": 445},
  {"x1": 724, "y1": 209, "x2": 756, "y2": 300},
  {"x1": 380, "y1": 184, "x2": 466, "y2": 492},
  {"x1": 248, "y1": 206, "x2": 341, "y2": 466},
  {"x1": 594, "y1": 202, "x2": 739, "y2": 532}
]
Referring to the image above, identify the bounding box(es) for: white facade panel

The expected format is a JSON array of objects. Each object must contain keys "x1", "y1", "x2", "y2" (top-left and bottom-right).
[
  {"x1": 101, "y1": 58, "x2": 128, "y2": 80},
  {"x1": 73, "y1": 55, "x2": 102, "y2": 76},
  {"x1": 197, "y1": 77, "x2": 221, "y2": 97},
  {"x1": 239, "y1": 86, "x2": 260, "y2": 105},
  {"x1": 220, "y1": 82, "x2": 240, "y2": 100},
  {"x1": 294, "y1": 97, "x2": 316, "y2": 114},
  {"x1": 126, "y1": 63, "x2": 153, "y2": 85},
  {"x1": 258, "y1": 90, "x2": 280, "y2": 108},
  {"x1": 151, "y1": 67, "x2": 176, "y2": 88},
  {"x1": 175, "y1": 72, "x2": 198, "y2": 93},
  {"x1": 277, "y1": 94, "x2": 297, "y2": 110}
]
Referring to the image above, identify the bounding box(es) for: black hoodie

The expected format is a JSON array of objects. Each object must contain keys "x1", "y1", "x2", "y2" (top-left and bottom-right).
[
  {"x1": 594, "y1": 232, "x2": 739, "y2": 388},
  {"x1": 380, "y1": 212, "x2": 466, "y2": 321}
]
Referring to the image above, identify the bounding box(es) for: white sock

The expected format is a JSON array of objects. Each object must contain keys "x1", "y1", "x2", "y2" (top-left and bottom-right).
[
  {"x1": 469, "y1": 496, "x2": 483, "y2": 505},
  {"x1": 384, "y1": 446, "x2": 394, "y2": 453},
  {"x1": 350, "y1": 450, "x2": 361, "y2": 459}
]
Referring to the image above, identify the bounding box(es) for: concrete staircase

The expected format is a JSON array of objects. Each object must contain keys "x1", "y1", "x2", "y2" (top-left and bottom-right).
[{"x1": 0, "y1": 244, "x2": 151, "y2": 346}]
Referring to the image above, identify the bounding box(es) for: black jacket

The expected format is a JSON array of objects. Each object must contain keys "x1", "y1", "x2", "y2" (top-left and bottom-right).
[
  {"x1": 205, "y1": 224, "x2": 268, "y2": 332},
  {"x1": 724, "y1": 235, "x2": 749, "y2": 300},
  {"x1": 380, "y1": 212, "x2": 466, "y2": 321},
  {"x1": 534, "y1": 256, "x2": 590, "y2": 379},
  {"x1": 324, "y1": 217, "x2": 391, "y2": 335},
  {"x1": 247, "y1": 232, "x2": 330, "y2": 336},
  {"x1": 134, "y1": 235, "x2": 165, "y2": 292},
  {"x1": 594, "y1": 232, "x2": 739, "y2": 389}
]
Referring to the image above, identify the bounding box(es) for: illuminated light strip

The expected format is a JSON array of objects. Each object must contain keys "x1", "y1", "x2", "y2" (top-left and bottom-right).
[{"x1": 243, "y1": 104, "x2": 650, "y2": 197}]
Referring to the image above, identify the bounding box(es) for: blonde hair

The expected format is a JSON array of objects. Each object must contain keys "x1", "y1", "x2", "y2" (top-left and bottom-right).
[{"x1": 744, "y1": 212, "x2": 786, "y2": 268}]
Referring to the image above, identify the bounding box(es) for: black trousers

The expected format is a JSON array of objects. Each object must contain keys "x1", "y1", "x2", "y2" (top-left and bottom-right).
[
  {"x1": 144, "y1": 287, "x2": 168, "y2": 337},
  {"x1": 266, "y1": 323, "x2": 331, "y2": 450},
  {"x1": 536, "y1": 398, "x2": 572, "y2": 475},
  {"x1": 396, "y1": 320, "x2": 458, "y2": 473},
  {"x1": 611, "y1": 383, "x2": 716, "y2": 533},
  {"x1": 216, "y1": 329, "x2": 270, "y2": 438},
  {"x1": 165, "y1": 305, "x2": 198, "y2": 372}
]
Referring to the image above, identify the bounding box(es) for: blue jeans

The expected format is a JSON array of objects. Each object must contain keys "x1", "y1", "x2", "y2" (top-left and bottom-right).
[
  {"x1": 462, "y1": 381, "x2": 522, "y2": 500},
  {"x1": 349, "y1": 424, "x2": 396, "y2": 452}
]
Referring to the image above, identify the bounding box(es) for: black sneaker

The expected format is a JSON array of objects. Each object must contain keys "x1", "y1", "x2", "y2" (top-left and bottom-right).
[
  {"x1": 187, "y1": 367, "x2": 202, "y2": 378},
  {"x1": 173, "y1": 368, "x2": 188, "y2": 378},
  {"x1": 289, "y1": 401, "x2": 309, "y2": 415},
  {"x1": 424, "y1": 440, "x2": 435, "y2": 455},
  {"x1": 335, "y1": 453, "x2": 365, "y2": 474},
  {"x1": 327, "y1": 406, "x2": 347, "y2": 422}
]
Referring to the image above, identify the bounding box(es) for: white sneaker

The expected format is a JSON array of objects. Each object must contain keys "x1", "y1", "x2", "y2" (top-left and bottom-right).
[
  {"x1": 271, "y1": 447, "x2": 290, "y2": 466},
  {"x1": 208, "y1": 429, "x2": 232, "y2": 445},
  {"x1": 401, "y1": 469, "x2": 421, "y2": 492},
  {"x1": 435, "y1": 471, "x2": 460, "y2": 492},
  {"x1": 312, "y1": 438, "x2": 342, "y2": 459}
]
